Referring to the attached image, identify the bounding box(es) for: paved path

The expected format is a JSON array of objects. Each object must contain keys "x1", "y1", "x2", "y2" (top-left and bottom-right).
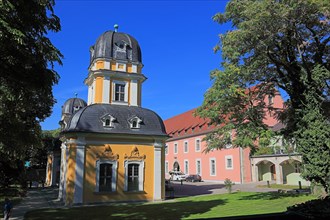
[
  {"x1": 169, "y1": 181, "x2": 278, "y2": 197},
  {"x1": 10, "y1": 181, "x2": 278, "y2": 219},
  {"x1": 10, "y1": 187, "x2": 62, "y2": 220}
]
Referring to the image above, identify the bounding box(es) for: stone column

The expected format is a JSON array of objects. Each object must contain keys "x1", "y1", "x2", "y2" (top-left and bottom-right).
[
  {"x1": 73, "y1": 137, "x2": 86, "y2": 204},
  {"x1": 275, "y1": 158, "x2": 282, "y2": 184},
  {"x1": 58, "y1": 143, "x2": 67, "y2": 201},
  {"x1": 153, "y1": 140, "x2": 163, "y2": 201}
]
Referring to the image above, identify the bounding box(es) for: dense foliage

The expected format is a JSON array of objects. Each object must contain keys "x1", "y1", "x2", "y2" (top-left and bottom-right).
[
  {"x1": 197, "y1": 0, "x2": 330, "y2": 191},
  {"x1": 0, "y1": 0, "x2": 62, "y2": 186}
]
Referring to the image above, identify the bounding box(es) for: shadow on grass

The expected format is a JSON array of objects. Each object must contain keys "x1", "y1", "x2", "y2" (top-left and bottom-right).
[
  {"x1": 25, "y1": 198, "x2": 227, "y2": 220},
  {"x1": 238, "y1": 191, "x2": 309, "y2": 200},
  {"x1": 171, "y1": 182, "x2": 226, "y2": 197}
]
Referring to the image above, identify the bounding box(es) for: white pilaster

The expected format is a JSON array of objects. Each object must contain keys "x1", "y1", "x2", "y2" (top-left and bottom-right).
[
  {"x1": 58, "y1": 143, "x2": 67, "y2": 201},
  {"x1": 153, "y1": 141, "x2": 163, "y2": 201},
  {"x1": 102, "y1": 76, "x2": 110, "y2": 103},
  {"x1": 50, "y1": 154, "x2": 56, "y2": 186},
  {"x1": 130, "y1": 80, "x2": 138, "y2": 106},
  {"x1": 275, "y1": 163, "x2": 282, "y2": 184},
  {"x1": 73, "y1": 137, "x2": 86, "y2": 204}
]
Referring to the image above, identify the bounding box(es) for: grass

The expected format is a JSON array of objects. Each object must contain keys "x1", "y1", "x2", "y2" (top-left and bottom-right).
[
  {"x1": 258, "y1": 184, "x2": 310, "y2": 190},
  {"x1": 25, "y1": 192, "x2": 316, "y2": 220}
]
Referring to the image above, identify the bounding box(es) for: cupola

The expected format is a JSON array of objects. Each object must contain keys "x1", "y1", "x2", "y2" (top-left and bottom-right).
[{"x1": 85, "y1": 25, "x2": 146, "y2": 107}]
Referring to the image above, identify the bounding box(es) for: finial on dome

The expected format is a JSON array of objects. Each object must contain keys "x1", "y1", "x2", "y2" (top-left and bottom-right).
[
  {"x1": 75, "y1": 93, "x2": 78, "y2": 98},
  {"x1": 114, "y1": 24, "x2": 119, "y2": 32}
]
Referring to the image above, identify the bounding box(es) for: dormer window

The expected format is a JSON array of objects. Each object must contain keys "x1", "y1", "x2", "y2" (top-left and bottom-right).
[
  {"x1": 101, "y1": 114, "x2": 116, "y2": 128},
  {"x1": 268, "y1": 94, "x2": 274, "y2": 105},
  {"x1": 128, "y1": 116, "x2": 142, "y2": 129}
]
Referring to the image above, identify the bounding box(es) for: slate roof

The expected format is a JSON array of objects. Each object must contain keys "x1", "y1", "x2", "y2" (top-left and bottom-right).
[
  {"x1": 91, "y1": 31, "x2": 142, "y2": 63},
  {"x1": 61, "y1": 98, "x2": 87, "y2": 115},
  {"x1": 63, "y1": 104, "x2": 167, "y2": 137}
]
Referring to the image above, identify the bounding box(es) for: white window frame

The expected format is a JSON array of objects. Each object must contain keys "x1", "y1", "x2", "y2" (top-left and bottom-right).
[
  {"x1": 184, "y1": 160, "x2": 189, "y2": 175},
  {"x1": 124, "y1": 160, "x2": 144, "y2": 192},
  {"x1": 184, "y1": 141, "x2": 189, "y2": 153},
  {"x1": 210, "y1": 158, "x2": 216, "y2": 176},
  {"x1": 128, "y1": 116, "x2": 142, "y2": 129},
  {"x1": 95, "y1": 160, "x2": 118, "y2": 192},
  {"x1": 195, "y1": 138, "x2": 201, "y2": 152},
  {"x1": 225, "y1": 155, "x2": 233, "y2": 170},
  {"x1": 112, "y1": 80, "x2": 128, "y2": 104},
  {"x1": 165, "y1": 144, "x2": 168, "y2": 155},
  {"x1": 174, "y1": 143, "x2": 178, "y2": 154},
  {"x1": 196, "y1": 159, "x2": 201, "y2": 175},
  {"x1": 165, "y1": 161, "x2": 169, "y2": 174},
  {"x1": 101, "y1": 114, "x2": 116, "y2": 128},
  {"x1": 225, "y1": 132, "x2": 233, "y2": 149}
]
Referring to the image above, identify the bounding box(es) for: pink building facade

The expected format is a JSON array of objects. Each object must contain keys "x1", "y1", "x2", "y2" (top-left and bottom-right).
[{"x1": 164, "y1": 92, "x2": 284, "y2": 184}]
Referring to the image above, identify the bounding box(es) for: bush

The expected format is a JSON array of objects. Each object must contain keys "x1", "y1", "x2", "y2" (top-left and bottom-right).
[{"x1": 224, "y1": 178, "x2": 235, "y2": 193}]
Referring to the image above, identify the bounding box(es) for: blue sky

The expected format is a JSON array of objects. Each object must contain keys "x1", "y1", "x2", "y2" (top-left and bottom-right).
[{"x1": 41, "y1": 0, "x2": 230, "y2": 130}]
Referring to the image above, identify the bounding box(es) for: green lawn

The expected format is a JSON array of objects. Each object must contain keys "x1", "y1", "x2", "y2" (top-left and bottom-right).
[
  {"x1": 258, "y1": 184, "x2": 310, "y2": 190},
  {"x1": 25, "y1": 192, "x2": 316, "y2": 220}
]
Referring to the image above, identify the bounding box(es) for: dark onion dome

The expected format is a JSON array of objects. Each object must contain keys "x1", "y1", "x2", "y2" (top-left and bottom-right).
[
  {"x1": 90, "y1": 30, "x2": 142, "y2": 64},
  {"x1": 62, "y1": 98, "x2": 87, "y2": 115},
  {"x1": 63, "y1": 104, "x2": 167, "y2": 136}
]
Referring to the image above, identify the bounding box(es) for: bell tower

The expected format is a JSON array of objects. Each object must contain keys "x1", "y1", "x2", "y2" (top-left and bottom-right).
[{"x1": 84, "y1": 25, "x2": 146, "y2": 107}]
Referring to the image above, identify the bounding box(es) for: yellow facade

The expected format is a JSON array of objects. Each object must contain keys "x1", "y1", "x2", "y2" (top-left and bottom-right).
[
  {"x1": 83, "y1": 144, "x2": 155, "y2": 203},
  {"x1": 62, "y1": 139, "x2": 163, "y2": 204},
  {"x1": 94, "y1": 76, "x2": 103, "y2": 103},
  {"x1": 96, "y1": 61, "x2": 104, "y2": 70},
  {"x1": 66, "y1": 144, "x2": 77, "y2": 205}
]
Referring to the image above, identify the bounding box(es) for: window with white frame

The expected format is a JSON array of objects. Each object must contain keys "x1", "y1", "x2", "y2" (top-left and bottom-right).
[
  {"x1": 268, "y1": 94, "x2": 274, "y2": 105},
  {"x1": 184, "y1": 160, "x2": 189, "y2": 174},
  {"x1": 195, "y1": 139, "x2": 201, "y2": 152},
  {"x1": 210, "y1": 158, "x2": 216, "y2": 176},
  {"x1": 115, "y1": 83, "x2": 125, "y2": 101},
  {"x1": 124, "y1": 160, "x2": 144, "y2": 192},
  {"x1": 184, "y1": 141, "x2": 188, "y2": 153},
  {"x1": 101, "y1": 114, "x2": 116, "y2": 128},
  {"x1": 294, "y1": 162, "x2": 301, "y2": 173},
  {"x1": 165, "y1": 144, "x2": 168, "y2": 155},
  {"x1": 225, "y1": 132, "x2": 232, "y2": 149},
  {"x1": 95, "y1": 160, "x2": 118, "y2": 192},
  {"x1": 225, "y1": 155, "x2": 233, "y2": 170},
  {"x1": 128, "y1": 116, "x2": 142, "y2": 129},
  {"x1": 113, "y1": 80, "x2": 128, "y2": 103},
  {"x1": 196, "y1": 159, "x2": 201, "y2": 175},
  {"x1": 174, "y1": 143, "x2": 178, "y2": 154},
  {"x1": 165, "y1": 161, "x2": 169, "y2": 174}
]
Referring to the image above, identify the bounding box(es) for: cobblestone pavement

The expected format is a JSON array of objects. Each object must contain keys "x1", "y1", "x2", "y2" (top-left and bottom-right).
[{"x1": 10, "y1": 187, "x2": 62, "y2": 220}]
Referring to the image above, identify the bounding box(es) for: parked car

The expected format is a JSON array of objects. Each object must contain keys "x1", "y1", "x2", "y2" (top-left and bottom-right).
[
  {"x1": 185, "y1": 174, "x2": 202, "y2": 182},
  {"x1": 169, "y1": 171, "x2": 187, "y2": 181}
]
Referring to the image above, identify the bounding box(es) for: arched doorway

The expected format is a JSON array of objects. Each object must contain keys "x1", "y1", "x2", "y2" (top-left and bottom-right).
[
  {"x1": 173, "y1": 161, "x2": 180, "y2": 171},
  {"x1": 280, "y1": 159, "x2": 308, "y2": 185},
  {"x1": 256, "y1": 160, "x2": 275, "y2": 181}
]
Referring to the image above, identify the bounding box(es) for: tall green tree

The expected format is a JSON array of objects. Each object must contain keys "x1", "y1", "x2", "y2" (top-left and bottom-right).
[
  {"x1": 0, "y1": 0, "x2": 62, "y2": 185},
  {"x1": 197, "y1": 0, "x2": 330, "y2": 191}
]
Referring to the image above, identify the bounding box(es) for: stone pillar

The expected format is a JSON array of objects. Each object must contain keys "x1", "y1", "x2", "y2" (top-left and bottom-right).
[
  {"x1": 153, "y1": 140, "x2": 163, "y2": 201},
  {"x1": 58, "y1": 143, "x2": 67, "y2": 201},
  {"x1": 73, "y1": 137, "x2": 86, "y2": 204},
  {"x1": 275, "y1": 158, "x2": 282, "y2": 184}
]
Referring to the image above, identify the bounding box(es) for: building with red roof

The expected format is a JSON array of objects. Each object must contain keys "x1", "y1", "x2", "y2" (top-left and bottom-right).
[{"x1": 164, "y1": 90, "x2": 309, "y2": 186}]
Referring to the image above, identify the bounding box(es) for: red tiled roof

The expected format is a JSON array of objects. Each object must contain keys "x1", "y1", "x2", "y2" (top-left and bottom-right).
[{"x1": 164, "y1": 108, "x2": 214, "y2": 138}]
